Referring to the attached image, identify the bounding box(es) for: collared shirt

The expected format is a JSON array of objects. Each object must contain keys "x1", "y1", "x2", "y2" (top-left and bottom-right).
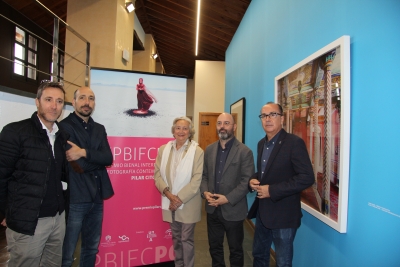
[
  {"x1": 170, "y1": 139, "x2": 189, "y2": 184},
  {"x1": 260, "y1": 130, "x2": 282, "y2": 177},
  {"x1": 37, "y1": 115, "x2": 58, "y2": 156},
  {"x1": 214, "y1": 137, "x2": 235, "y2": 193},
  {"x1": 72, "y1": 112, "x2": 93, "y2": 136}
]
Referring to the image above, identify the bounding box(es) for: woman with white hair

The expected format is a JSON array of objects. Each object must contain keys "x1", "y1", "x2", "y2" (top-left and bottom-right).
[{"x1": 154, "y1": 116, "x2": 204, "y2": 267}]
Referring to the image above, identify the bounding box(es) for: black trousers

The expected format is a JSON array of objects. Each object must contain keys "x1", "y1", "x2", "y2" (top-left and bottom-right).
[{"x1": 207, "y1": 207, "x2": 244, "y2": 267}]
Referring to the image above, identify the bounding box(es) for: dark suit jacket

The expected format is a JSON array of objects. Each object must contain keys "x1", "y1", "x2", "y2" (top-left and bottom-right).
[
  {"x1": 249, "y1": 129, "x2": 314, "y2": 229},
  {"x1": 201, "y1": 137, "x2": 254, "y2": 221},
  {"x1": 59, "y1": 113, "x2": 114, "y2": 203}
]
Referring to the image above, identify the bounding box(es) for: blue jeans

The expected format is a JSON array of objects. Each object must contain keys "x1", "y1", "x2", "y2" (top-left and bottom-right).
[
  {"x1": 253, "y1": 213, "x2": 297, "y2": 267},
  {"x1": 62, "y1": 202, "x2": 103, "y2": 267}
]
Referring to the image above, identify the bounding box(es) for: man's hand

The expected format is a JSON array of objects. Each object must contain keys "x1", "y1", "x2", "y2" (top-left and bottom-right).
[
  {"x1": 1, "y1": 218, "x2": 6, "y2": 227},
  {"x1": 207, "y1": 193, "x2": 228, "y2": 207},
  {"x1": 255, "y1": 184, "x2": 270, "y2": 199},
  {"x1": 249, "y1": 178, "x2": 260, "y2": 191},
  {"x1": 203, "y1": 191, "x2": 214, "y2": 202},
  {"x1": 66, "y1": 141, "x2": 86, "y2": 161}
]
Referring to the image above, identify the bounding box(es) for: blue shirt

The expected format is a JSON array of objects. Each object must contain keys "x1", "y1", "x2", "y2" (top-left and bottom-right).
[{"x1": 260, "y1": 130, "x2": 282, "y2": 178}]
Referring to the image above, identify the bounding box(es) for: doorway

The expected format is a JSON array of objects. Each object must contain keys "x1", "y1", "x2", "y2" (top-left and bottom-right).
[{"x1": 198, "y1": 112, "x2": 237, "y2": 150}]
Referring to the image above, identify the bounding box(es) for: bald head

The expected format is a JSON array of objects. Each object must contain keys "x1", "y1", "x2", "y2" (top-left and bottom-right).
[
  {"x1": 216, "y1": 113, "x2": 237, "y2": 141},
  {"x1": 260, "y1": 102, "x2": 283, "y2": 114},
  {"x1": 217, "y1": 113, "x2": 235, "y2": 124},
  {"x1": 74, "y1": 87, "x2": 94, "y2": 100}
]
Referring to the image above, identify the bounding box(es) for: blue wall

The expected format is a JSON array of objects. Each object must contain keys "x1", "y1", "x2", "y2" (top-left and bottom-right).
[{"x1": 226, "y1": 0, "x2": 400, "y2": 266}]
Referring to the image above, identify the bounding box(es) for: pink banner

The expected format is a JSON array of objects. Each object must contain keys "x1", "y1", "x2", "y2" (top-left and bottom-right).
[{"x1": 96, "y1": 136, "x2": 174, "y2": 266}]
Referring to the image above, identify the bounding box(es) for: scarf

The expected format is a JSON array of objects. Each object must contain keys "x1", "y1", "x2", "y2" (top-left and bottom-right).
[{"x1": 160, "y1": 140, "x2": 198, "y2": 210}]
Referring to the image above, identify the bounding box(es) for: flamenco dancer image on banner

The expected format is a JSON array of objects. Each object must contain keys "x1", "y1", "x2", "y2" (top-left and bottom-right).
[{"x1": 134, "y1": 77, "x2": 158, "y2": 114}]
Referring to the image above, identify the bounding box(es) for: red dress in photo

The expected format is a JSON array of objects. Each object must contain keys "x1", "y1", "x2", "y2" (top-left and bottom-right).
[{"x1": 137, "y1": 83, "x2": 154, "y2": 111}]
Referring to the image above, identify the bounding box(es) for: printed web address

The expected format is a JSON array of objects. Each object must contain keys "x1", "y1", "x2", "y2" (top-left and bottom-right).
[{"x1": 133, "y1": 205, "x2": 161, "y2": 210}]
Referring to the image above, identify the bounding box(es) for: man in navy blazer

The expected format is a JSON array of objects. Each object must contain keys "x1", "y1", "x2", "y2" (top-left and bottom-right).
[
  {"x1": 249, "y1": 102, "x2": 314, "y2": 267},
  {"x1": 60, "y1": 87, "x2": 114, "y2": 267},
  {"x1": 201, "y1": 113, "x2": 254, "y2": 267}
]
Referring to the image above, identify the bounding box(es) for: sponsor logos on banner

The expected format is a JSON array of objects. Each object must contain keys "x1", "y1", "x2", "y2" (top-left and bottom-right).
[
  {"x1": 97, "y1": 137, "x2": 175, "y2": 266},
  {"x1": 118, "y1": 235, "x2": 130, "y2": 243},
  {"x1": 100, "y1": 235, "x2": 116, "y2": 248},
  {"x1": 147, "y1": 230, "x2": 157, "y2": 242}
]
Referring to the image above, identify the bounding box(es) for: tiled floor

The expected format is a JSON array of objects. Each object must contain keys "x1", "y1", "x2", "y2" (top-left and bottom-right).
[
  {"x1": 150, "y1": 200, "x2": 276, "y2": 267},
  {"x1": 193, "y1": 205, "x2": 255, "y2": 266},
  {"x1": 0, "y1": 201, "x2": 276, "y2": 267}
]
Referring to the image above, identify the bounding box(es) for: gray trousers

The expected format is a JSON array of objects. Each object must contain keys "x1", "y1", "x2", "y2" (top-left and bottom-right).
[
  {"x1": 6, "y1": 211, "x2": 66, "y2": 267},
  {"x1": 170, "y1": 213, "x2": 196, "y2": 267}
]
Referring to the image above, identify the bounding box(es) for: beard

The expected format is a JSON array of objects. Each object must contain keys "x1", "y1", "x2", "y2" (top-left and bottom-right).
[
  {"x1": 217, "y1": 128, "x2": 234, "y2": 140},
  {"x1": 77, "y1": 105, "x2": 93, "y2": 117},
  {"x1": 38, "y1": 110, "x2": 60, "y2": 123}
]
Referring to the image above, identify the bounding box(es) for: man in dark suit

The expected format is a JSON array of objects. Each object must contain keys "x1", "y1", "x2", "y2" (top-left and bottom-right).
[
  {"x1": 249, "y1": 102, "x2": 314, "y2": 267},
  {"x1": 60, "y1": 87, "x2": 114, "y2": 267},
  {"x1": 201, "y1": 113, "x2": 254, "y2": 267}
]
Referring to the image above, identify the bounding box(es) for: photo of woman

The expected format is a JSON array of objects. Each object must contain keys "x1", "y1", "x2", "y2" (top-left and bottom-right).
[{"x1": 134, "y1": 77, "x2": 158, "y2": 114}]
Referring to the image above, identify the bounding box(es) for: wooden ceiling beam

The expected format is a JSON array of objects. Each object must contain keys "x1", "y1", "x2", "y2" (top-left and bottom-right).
[
  {"x1": 156, "y1": 44, "x2": 194, "y2": 63},
  {"x1": 5, "y1": 0, "x2": 251, "y2": 79},
  {"x1": 135, "y1": 0, "x2": 154, "y2": 34},
  {"x1": 157, "y1": 52, "x2": 194, "y2": 69},
  {"x1": 155, "y1": 32, "x2": 226, "y2": 62},
  {"x1": 151, "y1": 21, "x2": 229, "y2": 53},
  {"x1": 151, "y1": 19, "x2": 231, "y2": 49},
  {"x1": 145, "y1": 2, "x2": 234, "y2": 43},
  {"x1": 187, "y1": 0, "x2": 250, "y2": 21}
]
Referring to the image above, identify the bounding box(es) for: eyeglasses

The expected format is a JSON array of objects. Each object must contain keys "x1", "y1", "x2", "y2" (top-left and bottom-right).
[
  {"x1": 258, "y1": 112, "x2": 282, "y2": 119},
  {"x1": 217, "y1": 121, "x2": 233, "y2": 126},
  {"x1": 40, "y1": 79, "x2": 64, "y2": 87}
]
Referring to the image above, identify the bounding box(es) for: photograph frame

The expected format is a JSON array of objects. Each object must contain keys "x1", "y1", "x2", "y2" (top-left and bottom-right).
[
  {"x1": 230, "y1": 97, "x2": 246, "y2": 143},
  {"x1": 275, "y1": 36, "x2": 350, "y2": 233}
]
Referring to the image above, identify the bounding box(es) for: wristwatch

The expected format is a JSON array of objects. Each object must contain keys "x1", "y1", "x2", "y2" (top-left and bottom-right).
[{"x1": 201, "y1": 192, "x2": 206, "y2": 199}]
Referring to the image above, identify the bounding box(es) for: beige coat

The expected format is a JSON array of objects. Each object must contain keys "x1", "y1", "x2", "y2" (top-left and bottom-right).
[{"x1": 154, "y1": 142, "x2": 204, "y2": 224}]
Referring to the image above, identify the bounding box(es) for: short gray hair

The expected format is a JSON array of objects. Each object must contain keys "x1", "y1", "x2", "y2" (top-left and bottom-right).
[{"x1": 171, "y1": 116, "x2": 195, "y2": 140}]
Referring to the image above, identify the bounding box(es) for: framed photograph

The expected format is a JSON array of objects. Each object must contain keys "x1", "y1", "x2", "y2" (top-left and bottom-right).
[
  {"x1": 230, "y1": 97, "x2": 246, "y2": 143},
  {"x1": 275, "y1": 36, "x2": 350, "y2": 233}
]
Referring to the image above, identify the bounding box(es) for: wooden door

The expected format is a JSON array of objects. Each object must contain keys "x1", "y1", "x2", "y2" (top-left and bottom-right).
[
  {"x1": 198, "y1": 113, "x2": 219, "y2": 151},
  {"x1": 198, "y1": 112, "x2": 238, "y2": 151}
]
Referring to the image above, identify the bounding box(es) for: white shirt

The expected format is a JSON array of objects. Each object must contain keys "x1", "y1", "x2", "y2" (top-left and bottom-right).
[{"x1": 37, "y1": 115, "x2": 58, "y2": 156}]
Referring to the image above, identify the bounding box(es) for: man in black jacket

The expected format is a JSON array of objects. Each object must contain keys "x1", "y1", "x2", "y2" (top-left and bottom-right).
[
  {"x1": 249, "y1": 102, "x2": 314, "y2": 267},
  {"x1": 0, "y1": 81, "x2": 69, "y2": 267},
  {"x1": 60, "y1": 86, "x2": 114, "y2": 267}
]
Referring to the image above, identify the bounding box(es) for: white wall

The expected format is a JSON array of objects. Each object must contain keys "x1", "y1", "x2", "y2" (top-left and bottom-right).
[{"x1": 193, "y1": 60, "x2": 225, "y2": 142}]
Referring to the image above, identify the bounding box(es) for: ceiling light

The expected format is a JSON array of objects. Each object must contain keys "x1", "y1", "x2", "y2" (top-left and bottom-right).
[
  {"x1": 195, "y1": 0, "x2": 201, "y2": 56},
  {"x1": 152, "y1": 53, "x2": 158, "y2": 59},
  {"x1": 125, "y1": 2, "x2": 135, "y2": 13}
]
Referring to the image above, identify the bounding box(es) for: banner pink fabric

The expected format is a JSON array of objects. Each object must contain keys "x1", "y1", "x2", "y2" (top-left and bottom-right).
[{"x1": 96, "y1": 136, "x2": 174, "y2": 266}]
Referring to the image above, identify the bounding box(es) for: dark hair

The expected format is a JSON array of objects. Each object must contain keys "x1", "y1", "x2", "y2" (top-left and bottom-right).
[{"x1": 37, "y1": 81, "x2": 65, "y2": 99}]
